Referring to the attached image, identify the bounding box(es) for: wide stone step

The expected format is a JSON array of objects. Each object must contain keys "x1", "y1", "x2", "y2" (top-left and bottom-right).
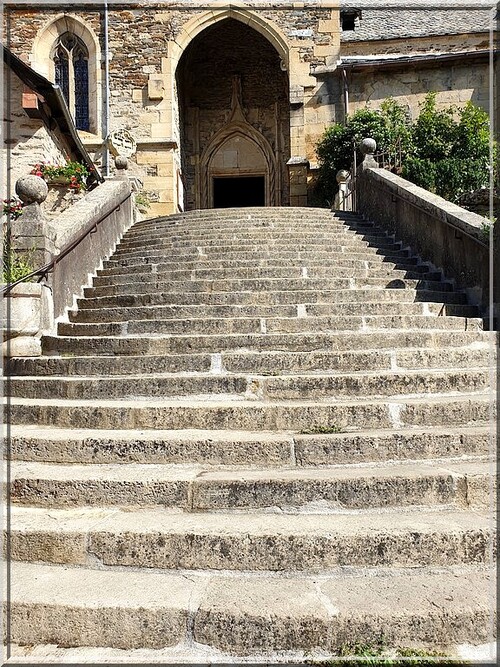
[
  {"x1": 7, "y1": 345, "x2": 491, "y2": 378},
  {"x1": 6, "y1": 424, "x2": 490, "y2": 465},
  {"x1": 7, "y1": 394, "x2": 491, "y2": 431},
  {"x1": 90, "y1": 263, "x2": 439, "y2": 289},
  {"x1": 9, "y1": 459, "x2": 491, "y2": 510},
  {"x1": 7, "y1": 368, "x2": 490, "y2": 400},
  {"x1": 112, "y1": 238, "x2": 403, "y2": 258},
  {"x1": 68, "y1": 301, "x2": 478, "y2": 324},
  {"x1": 9, "y1": 561, "x2": 493, "y2": 652},
  {"x1": 42, "y1": 329, "x2": 490, "y2": 356},
  {"x1": 96, "y1": 256, "x2": 424, "y2": 278},
  {"x1": 116, "y1": 229, "x2": 397, "y2": 246},
  {"x1": 9, "y1": 506, "x2": 493, "y2": 570},
  {"x1": 57, "y1": 314, "x2": 483, "y2": 337},
  {"x1": 118, "y1": 230, "x2": 394, "y2": 249},
  {"x1": 103, "y1": 248, "x2": 418, "y2": 268},
  {"x1": 76, "y1": 285, "x2": 461, "y2": 312},
  {"x1": 78, "y1": 278, "x2": 455, "y2": 300},
  {"x1": 74, "y1": 288, "x2": 466, "y2": 310},
  {"x1": 86, "y1": 268, "x2": 443, "y2": 296}
]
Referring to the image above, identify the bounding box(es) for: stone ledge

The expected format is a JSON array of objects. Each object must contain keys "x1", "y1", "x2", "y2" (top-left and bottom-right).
[
  {"x1": 46, "y1": 180, "x2": 131, "y2": 254},
  {"x1": 365, "y1": 167, "x2": 488, "y2": 245}
]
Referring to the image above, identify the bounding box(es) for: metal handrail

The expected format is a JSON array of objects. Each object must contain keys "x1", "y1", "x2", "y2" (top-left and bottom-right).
[{"x1": 1, "y1": 192, "x2": 132, "y2": 296}]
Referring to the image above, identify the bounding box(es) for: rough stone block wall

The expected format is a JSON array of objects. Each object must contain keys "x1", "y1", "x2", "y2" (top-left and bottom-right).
[
  {"x1": 349, "y1": 62, "x2": 490, "y2": 119},
  {"x1": 2, "y1": 66, "x2": 67, "y2": 201}
]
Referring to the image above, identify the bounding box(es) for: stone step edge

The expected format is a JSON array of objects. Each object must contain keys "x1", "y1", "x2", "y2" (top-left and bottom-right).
[
  {"x1": 6, "y1": 641, "x2": 496, "y2": 665},
  {"x1": 7, "y1": 505, "x2": 494, "y2": 571},
  {"x1": 5, "y1": 423, "x2": 492, "y2": 466},
  {"x1": 4, "y1": 422, "x2": 492, "y2": 440},
  {"x1": 7, "y1": 561, "x2": 494, "y2": 652},
  {"x1": 7, "y1": 392, "x2": 492, "y2": 408},
  {"x1": 7, "y1": 367, "x2": 493, "y2": 380}
]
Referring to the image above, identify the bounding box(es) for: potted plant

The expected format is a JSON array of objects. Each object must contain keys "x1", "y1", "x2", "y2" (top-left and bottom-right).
[{"x1": 30, "y1": 161, "x2": 89, "y2": 193}]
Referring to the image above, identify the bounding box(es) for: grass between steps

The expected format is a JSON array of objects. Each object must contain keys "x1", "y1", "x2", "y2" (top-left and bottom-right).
[
  {"x1": 308, "y1": 642, "x2": 469, "y2": 665},
  {"x1": 309, "y1": 643, "x2": 468, "y2": 665}
]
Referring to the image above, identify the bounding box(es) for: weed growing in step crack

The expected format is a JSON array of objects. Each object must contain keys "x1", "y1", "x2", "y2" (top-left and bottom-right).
[
  {"x1": 300, "y1": 424, "x2": 344, "y2": 435},
  {"x1": 307, "y1": 642, "x2": 469, "y2": 665}
]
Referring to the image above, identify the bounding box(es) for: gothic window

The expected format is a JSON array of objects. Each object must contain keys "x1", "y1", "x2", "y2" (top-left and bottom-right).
[{"x1": 53, "y1": 32, "x2": 90, "y2": 131}]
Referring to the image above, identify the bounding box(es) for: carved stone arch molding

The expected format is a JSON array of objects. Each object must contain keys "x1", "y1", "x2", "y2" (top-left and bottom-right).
[
  {"x1": 198, "y1": 75, "x2": 278, "y2": 209},
  {"x1": 200, "y1": 123, "x2": 278, "y2": 209},
  {"x1": 31, "y1": 14, "x2": 102, "y2": 135}
]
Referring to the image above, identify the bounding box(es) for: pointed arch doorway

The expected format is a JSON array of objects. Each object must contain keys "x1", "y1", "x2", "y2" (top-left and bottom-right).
[{"x1": 176, "y1": 18, "x2": 290, "y2": 210}]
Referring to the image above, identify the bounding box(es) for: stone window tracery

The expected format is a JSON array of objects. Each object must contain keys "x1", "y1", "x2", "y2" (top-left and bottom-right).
[{"x1": 52, "y1": 32, "x2": 90, "y2": 131}]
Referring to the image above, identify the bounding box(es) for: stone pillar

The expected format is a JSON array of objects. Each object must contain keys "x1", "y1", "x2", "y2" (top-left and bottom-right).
[
  {"x1": 114, "y1": 154, "x2": 130, "y2": 181},
  {"x1": 287, "y1": 157, "x2": 309, "y2": 207},
  {"x1": 359, "y1": 138, "x2": 379, "y2": 171},
  {"x1": 333, "y1": 169, "x2": 351, "y2": 211},
  {"x1": 12, "y1": 175, "x2": 53, "y2": 269}
]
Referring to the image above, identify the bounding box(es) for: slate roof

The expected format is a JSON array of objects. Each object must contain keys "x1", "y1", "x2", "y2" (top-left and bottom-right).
[{"x1": 340, "y1": 1, "x2": 494, "y2": 41}]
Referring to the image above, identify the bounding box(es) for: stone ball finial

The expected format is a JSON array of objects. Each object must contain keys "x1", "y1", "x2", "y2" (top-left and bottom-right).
[
  {"x1": 15, "y1": 175, "x2": 48, "y2": 204},
  {"x1": 336, "y1": 170, "x2": 350, "y2": 184},
  {"x1": 360, "y1": 138, "x2": 377, "y2": 156},
  {"x1": 114, "y1": 155, "x2": 129, "y2": 171}
]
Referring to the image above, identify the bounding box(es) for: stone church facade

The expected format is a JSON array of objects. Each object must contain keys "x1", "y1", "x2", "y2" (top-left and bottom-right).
[{"x1": 3, "y1": 1, "x2": 494, "y2": 217}]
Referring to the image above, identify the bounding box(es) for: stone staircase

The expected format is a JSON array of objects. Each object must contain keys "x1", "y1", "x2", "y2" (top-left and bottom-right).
[{"x1": 5, "y1": 207, "x2": 495, "y2": 662}]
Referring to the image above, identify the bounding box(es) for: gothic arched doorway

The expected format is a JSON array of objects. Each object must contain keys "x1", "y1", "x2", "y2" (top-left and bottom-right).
[{"x1": 176, "y1": 18, "x2": 290, "y2": 210}]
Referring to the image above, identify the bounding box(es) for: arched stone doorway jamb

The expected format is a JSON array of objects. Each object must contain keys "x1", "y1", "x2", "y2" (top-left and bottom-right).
[{"x1": 200, "y1": 124, "x2": 278, "y2": 209}]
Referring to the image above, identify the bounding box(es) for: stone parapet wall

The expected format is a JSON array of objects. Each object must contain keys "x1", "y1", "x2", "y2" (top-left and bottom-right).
[
  {"x1": 357, "y1": 167, "x2": 490, "y2": 315},
  {"x1": 45, "y1": 178, "x2": 133, "y2": 320},
  {"x1": 4, "y1": 177, "x2": 134, "y2": 358}
]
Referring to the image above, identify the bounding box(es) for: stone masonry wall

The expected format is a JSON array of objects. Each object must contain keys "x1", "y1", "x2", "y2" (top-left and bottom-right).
[
  {"x1": 348, "y1": 62, "x2": 489, "y2": 119},
  {"x1": 2, "y1": 65, "x2": 67, "y2": 201}
]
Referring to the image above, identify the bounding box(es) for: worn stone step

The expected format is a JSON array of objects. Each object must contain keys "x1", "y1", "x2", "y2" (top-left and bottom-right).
[
  {"x1": 8, "y1": 561, "x2": 493, "y2": 652},
  {"x1": 115, "y1": 231, "x2": 398, "y2": 249},
  {"x1": 8, "y1": 506, "x2": 494, "y2": 570},
  {"x1": 7, "y1": 394, "x2": 491, "y2": 431},
  {"x1": 7, "y1": 368, "x2": 490, "y2": 401},
  {"x1": 9, "y1": 460, "x2": 491, "y2": 510},
  {"x1": 96, "y1": 255, "x2": 425, "y2": 278},
  {"x1": 74, "y1": 288, "x2": 466, "y2": 310},
  {"x1": 103, "y1": 248, "x2": 420, "y2": 268},
  {"x1": 6, "y1": 426, "x2": 294, "y2": 466},
  {"x1": 86, "y1": 267, "x2": 443, "y2": 294},
  {"x1": 77, "y1": 277, "x2": 456, "y2": 301},
  {"x1": 6, "y1": 641, "x2": 496, "y2": 664},
  {"x1": 69, "y1": 301, "x2": 479, "y2": 323},
  {"x1": 112, "y1": 239, "x2": 404, "y2": 259},
  {"x1": 90, "y1": 263, "x2": 440, "y2": 289},
  {"x1": 7, "y1": 345, "x2": 491, "y2": 378},
  {"x1": 122, "y1": 218, "x2": 382, "y2": 238},
  {"x1": 118, "y1": 231, "x2": 395, "y2": 250},
  {"x1": 69, "y1": 300, "x2": 478, "y2": 324},
  {"x1": 42, "y1": 329, "x2": 490, "y2": 356},
  {"x1": 6, "y1": 424, "x2": 490, "y2": 466},
  {"x1": 57, "y1": 314, "x2": 483, "y2": 338}
]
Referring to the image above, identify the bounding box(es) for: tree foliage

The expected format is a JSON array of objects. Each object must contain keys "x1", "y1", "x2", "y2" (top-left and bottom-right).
[{"x1": 315, "y1": 93, "x2": 492, "y2": 206}]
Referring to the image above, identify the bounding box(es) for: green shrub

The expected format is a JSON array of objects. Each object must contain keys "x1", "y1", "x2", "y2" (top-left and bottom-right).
[
  {"x1": 315, "y1": 92, "x2": 492, "y2": 207},
  {"x1": 2, "y1": 246, "x2": 35, "y2": 284}
]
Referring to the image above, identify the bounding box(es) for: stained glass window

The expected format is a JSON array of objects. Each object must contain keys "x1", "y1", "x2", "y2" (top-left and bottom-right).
[{"x1": 52, "y1": 33, "x2": 90, "y2": 131}]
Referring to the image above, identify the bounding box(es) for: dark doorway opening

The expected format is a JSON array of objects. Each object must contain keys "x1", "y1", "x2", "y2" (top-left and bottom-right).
[{"x1": 213, "y1": 176, "x2": 265, "y2": 208}]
